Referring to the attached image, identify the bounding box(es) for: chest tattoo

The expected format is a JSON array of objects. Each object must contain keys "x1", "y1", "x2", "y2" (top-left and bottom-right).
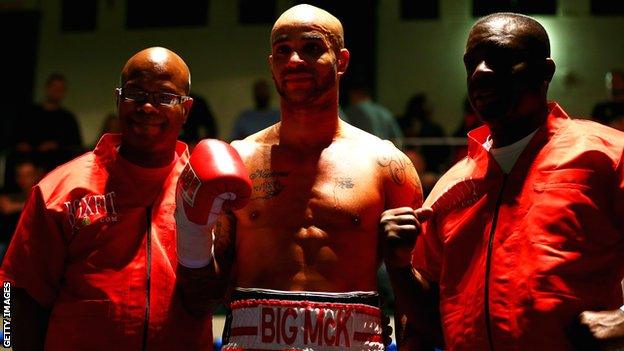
[{"x1": 250, "y1": 169, "x2": 289, "y2": 200}]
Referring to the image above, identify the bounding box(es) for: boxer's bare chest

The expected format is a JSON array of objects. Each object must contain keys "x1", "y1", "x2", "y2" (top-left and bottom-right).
[
  {"x1": 238, "y1": 143, "x2": 384, "y2": 232},
  {"x1": 233, "y1": 140, "x2": 388, "y2": 289}
]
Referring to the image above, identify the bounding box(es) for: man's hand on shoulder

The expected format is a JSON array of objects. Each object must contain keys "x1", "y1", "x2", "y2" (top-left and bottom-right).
[
  {"x1": 380, "y1": 207, "x2": 433, "y2": 268},
  {"x1": 579, "y1": 308, "x2": 624, "y2": 350}
]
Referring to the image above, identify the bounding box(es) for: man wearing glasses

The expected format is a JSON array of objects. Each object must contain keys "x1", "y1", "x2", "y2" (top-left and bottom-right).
[{"x1": 0, "y1": 47, "x2": 217, "y2": 350}]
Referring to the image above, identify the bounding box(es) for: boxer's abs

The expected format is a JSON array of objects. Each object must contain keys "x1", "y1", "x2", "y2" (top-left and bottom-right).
[{"x1": 235, "y1": 226, "x2": 379, "y2": 292}]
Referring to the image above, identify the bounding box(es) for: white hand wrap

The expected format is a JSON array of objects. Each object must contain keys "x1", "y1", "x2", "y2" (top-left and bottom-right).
[{"x1": 175, "y1": 191, "x2": 237, "y2": 268}]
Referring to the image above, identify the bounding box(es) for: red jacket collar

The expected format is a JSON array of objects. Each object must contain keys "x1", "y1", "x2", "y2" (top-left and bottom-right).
[{"x1": 466, "y1": 102, "x2": 569, "y2": 159}]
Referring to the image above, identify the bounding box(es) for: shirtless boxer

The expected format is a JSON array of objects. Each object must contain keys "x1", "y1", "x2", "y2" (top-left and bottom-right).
[{"x1": 177, "y1": 4, "x2": 424, "y2": 351}]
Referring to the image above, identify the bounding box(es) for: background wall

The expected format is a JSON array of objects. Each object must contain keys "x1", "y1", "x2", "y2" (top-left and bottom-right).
[
  {"x1": 12, "y1": 0, "x2": 624, "y2": 144},
  {"x1": 30, "y1": 0, "x2": 295, "y2": 144},
  {"x1": 378, "y1": 0, "x2": 624, "y2": 133}
]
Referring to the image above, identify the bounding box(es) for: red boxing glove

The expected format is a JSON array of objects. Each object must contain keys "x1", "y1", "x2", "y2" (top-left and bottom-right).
[
  {"x1": 179, "y1": 139, "x2": 251, "y2": 224},
  {"x1": 175, "y1": 139, "x2": 251, "y2": 268}
]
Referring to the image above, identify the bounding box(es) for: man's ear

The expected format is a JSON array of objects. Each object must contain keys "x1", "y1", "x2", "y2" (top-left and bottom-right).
[
  {"x1": 543, "y1": 58, "x2": 556, "y2": 82},
  {"x1": 181, "y1": 97, "x2": 194, "y2": 123},
  {"x1": 337, "y1": 49, "x2": 349, "y2": 77}
]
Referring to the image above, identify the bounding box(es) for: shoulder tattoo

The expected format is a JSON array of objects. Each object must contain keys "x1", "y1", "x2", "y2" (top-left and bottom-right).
[{"x1": 377, "y1": 153, "x2": 407, "y2": 185}]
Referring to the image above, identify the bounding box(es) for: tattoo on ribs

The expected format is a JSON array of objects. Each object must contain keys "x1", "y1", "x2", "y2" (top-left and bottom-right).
[
  {"x1": 377, "y1": 154, "x2": 406, "y2": 185},
  {"x1": 250, "y1": 169, "x2": 288, "y2": 200}
]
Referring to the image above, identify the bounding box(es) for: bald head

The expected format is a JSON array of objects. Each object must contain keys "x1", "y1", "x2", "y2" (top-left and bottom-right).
[
  {"x1": 471, "y1": 13, "x2": 550, "y2": 59},
  {"x1": 272, "y1": 4, "x2": 344, "y2": 51},
  {"x1": 121, "y1": 47, "x2": 191, "y2": 94}
]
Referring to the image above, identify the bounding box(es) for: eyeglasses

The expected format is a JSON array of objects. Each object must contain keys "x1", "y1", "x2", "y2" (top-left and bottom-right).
[{"x1": 115, "y1": 88, "x2": 191, "y2": 107}]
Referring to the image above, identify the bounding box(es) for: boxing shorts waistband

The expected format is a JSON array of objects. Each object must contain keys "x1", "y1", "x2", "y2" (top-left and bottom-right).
[{"x1": 222, "y1": 287, "x2": 384, "y2": 351}]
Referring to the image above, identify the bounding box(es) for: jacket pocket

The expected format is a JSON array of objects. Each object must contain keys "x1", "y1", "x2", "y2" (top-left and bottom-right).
[{"x1": 533, "y1": 168, "x2": 594, "y2": 192}]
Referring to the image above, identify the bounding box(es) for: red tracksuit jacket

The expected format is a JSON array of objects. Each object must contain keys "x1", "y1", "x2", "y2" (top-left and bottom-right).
[
  {"x1": 1, "y1": 134, "x2": 213, "y2": 350},
  {"x1": 414, "y1": 103, "x2": 624, "y2": 350}
]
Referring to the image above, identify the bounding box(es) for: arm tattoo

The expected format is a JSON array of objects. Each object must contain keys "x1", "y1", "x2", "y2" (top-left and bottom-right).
[{"x1": 377, "y1": 154, "x2": 406, "y2": 185}]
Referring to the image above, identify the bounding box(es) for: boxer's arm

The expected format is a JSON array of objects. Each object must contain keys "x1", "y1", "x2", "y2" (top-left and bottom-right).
[
  {"x1": 387, "y1": 266, "x2": 443, "y2": 348},
  {"x1": 377, "y1": 143, "x2": 424, "y2": 267},
  {"x1": 380, "y1": 208, "x2": 444, "y2": 348},
  {"x1": 377, "y1": 144, "x2": 443, "y2": 347},
  {"x1": 13, "y1": 288, "x2": 49, "y2": 350},
  {"x1": 177, "y1": 210, "x2": 237, "y2": 316}
]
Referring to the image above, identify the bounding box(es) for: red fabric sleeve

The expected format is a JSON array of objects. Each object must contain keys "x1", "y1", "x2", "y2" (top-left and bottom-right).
[
  {"x1": 412, "y1": 215, "x2": 443, "y2": 284},
  {"x1": 0, "y1": 186, "x2": 67, "y2": 308}
]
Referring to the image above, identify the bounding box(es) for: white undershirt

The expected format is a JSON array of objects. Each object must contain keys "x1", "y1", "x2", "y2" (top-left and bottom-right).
[{"x1": 482, "y1": 130, "x2": 538, "y2": 173}]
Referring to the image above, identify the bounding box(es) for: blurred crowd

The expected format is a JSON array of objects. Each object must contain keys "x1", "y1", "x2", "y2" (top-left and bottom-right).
[{"x1": 1, "y1": 69, "x2": 623, "y2": 262}]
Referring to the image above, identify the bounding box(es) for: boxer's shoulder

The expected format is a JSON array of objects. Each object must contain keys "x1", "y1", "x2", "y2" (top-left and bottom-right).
[
  {"x1": 373, "y1": 141, "x2": 416, "y2": 180},
  {"x1": 370, "y1": 139, "x2": 422, "y2": 206},
  {"x1": 231, "y1": 142, "x2": 273, "y2": 173},
  {"x1": 340, "y1": 126, "x2": 406, "y2": 159}
]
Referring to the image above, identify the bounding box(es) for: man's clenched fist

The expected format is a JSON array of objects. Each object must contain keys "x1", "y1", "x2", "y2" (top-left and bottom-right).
[{"x1": 380, "y1": 207, "x2": 433, "y2": 268}]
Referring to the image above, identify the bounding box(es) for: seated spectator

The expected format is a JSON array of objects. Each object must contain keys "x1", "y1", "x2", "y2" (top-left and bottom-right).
[
  {"x1": 230, "y1": 79, "x2": 280, "y2": 140},
  {"x1": 0, "y1": 158, "x2": 44, "y2": 261}
]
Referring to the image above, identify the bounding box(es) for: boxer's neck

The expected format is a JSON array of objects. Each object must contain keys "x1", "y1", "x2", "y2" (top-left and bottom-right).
[{"x1": 279, "y1": 102, "x2": 341, "y2": 150}]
